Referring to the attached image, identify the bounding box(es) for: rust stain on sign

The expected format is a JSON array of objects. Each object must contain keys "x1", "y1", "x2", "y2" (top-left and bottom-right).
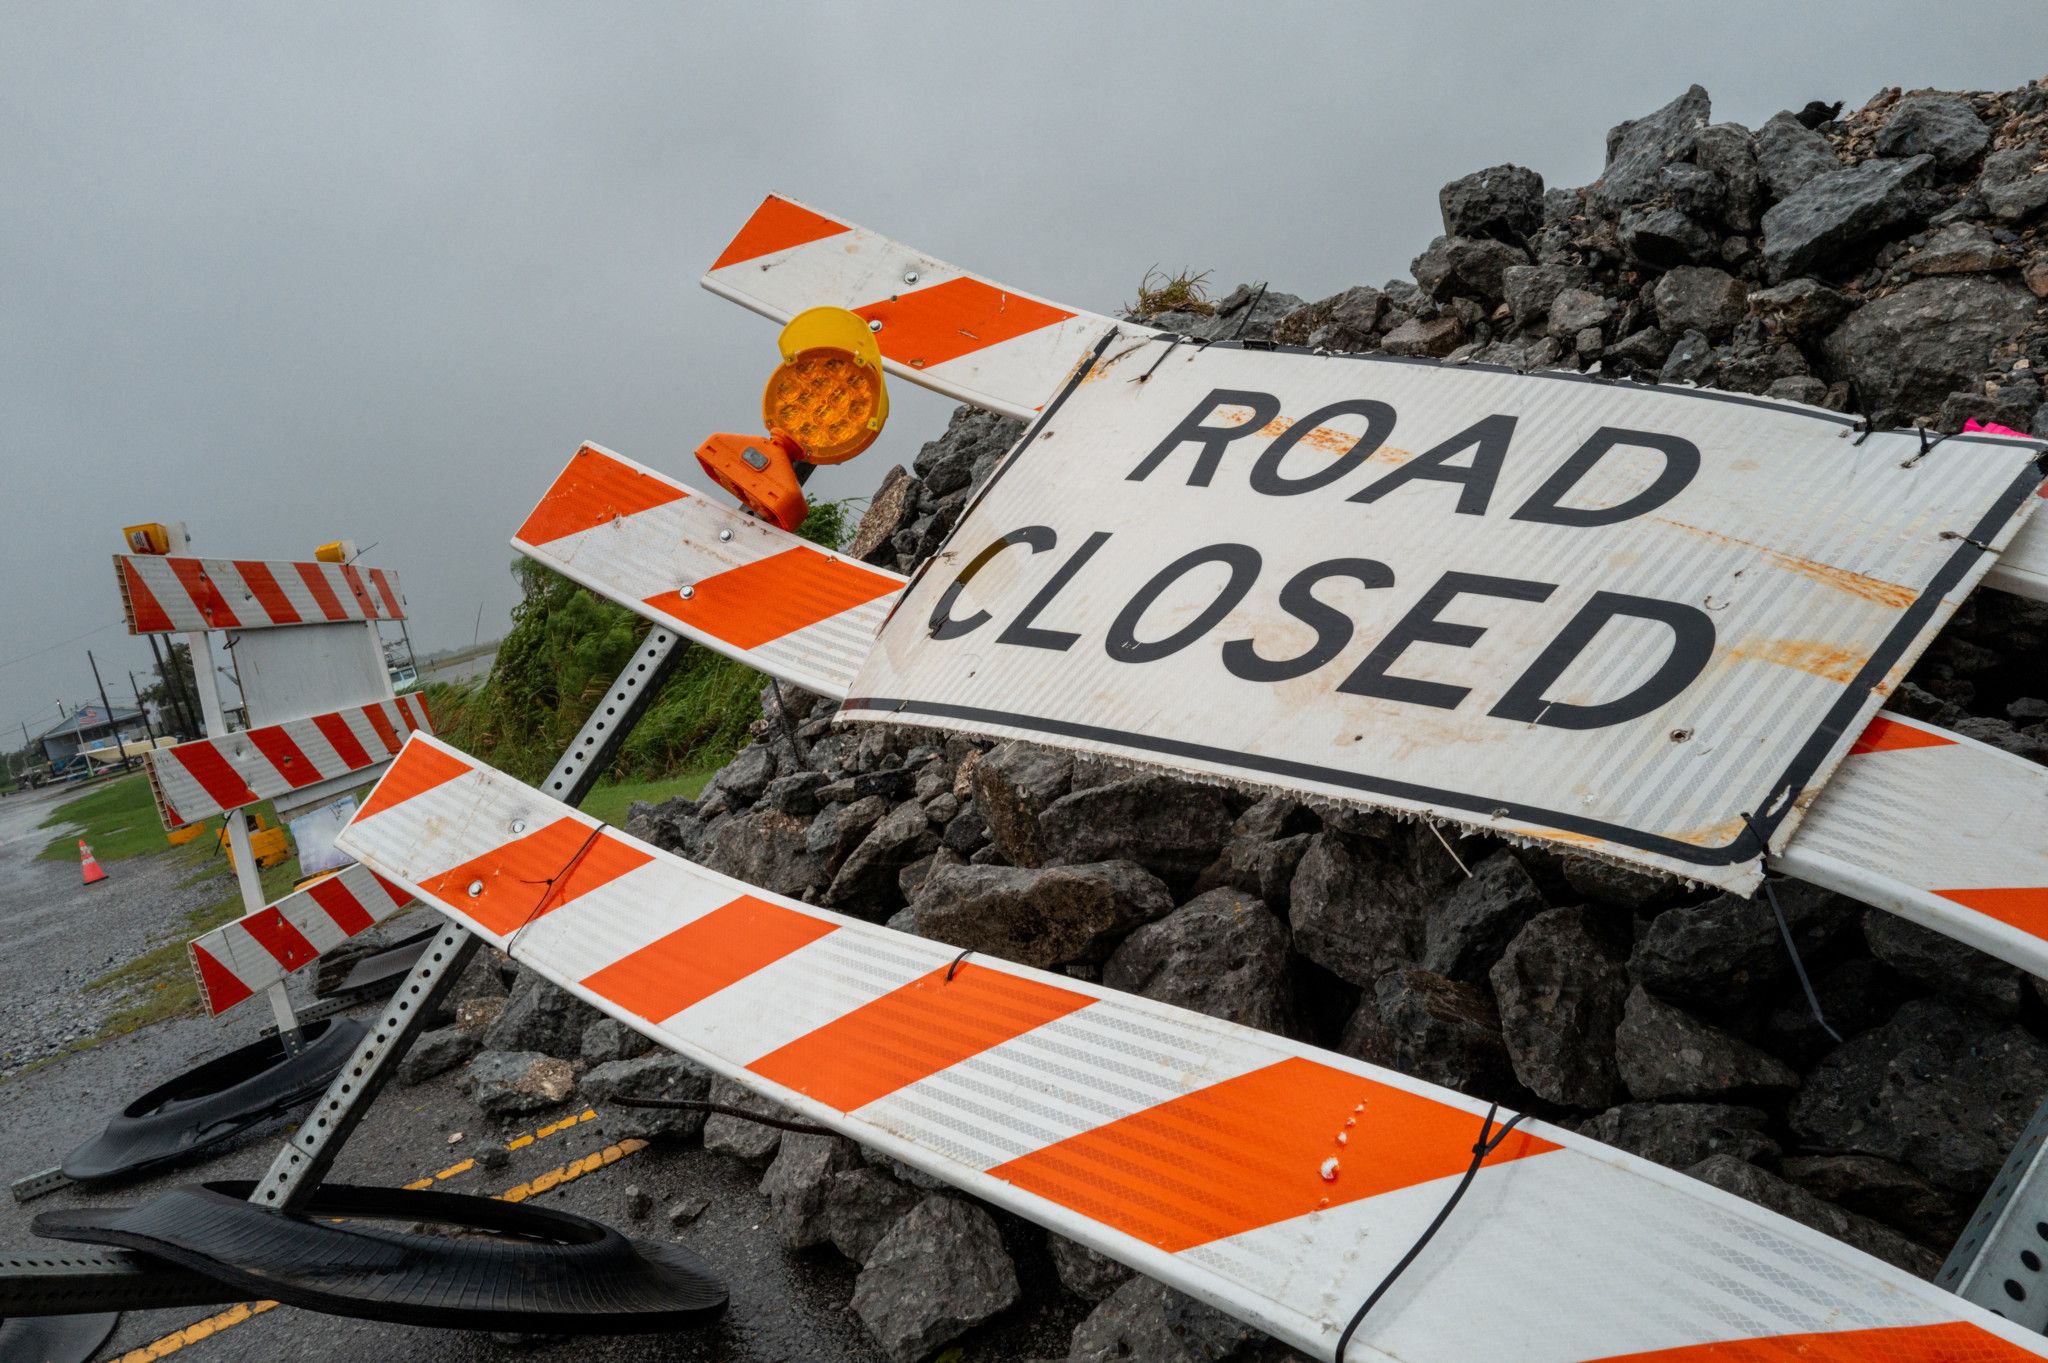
[
  {"x1": 1729, "y1": 638, "x2": 1866, "y2": 684},
  {"x1": 1656, "y1": 519, "x2": 1919, "y2": 609}
]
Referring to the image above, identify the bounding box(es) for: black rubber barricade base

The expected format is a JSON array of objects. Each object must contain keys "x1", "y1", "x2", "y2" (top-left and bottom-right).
[
  {"x1": 34, "y1": 1182, "x2": 729, "y2": 1334},
  {"x1": 326, "y1": 928, "x2": 433, "y2": 999},
  {"x1": 61, "y1": 1019, "x2": 365, "y2": 1184},
  {"x1": 0, "y1": 1310, "x2": 119, "y2": 1361}
]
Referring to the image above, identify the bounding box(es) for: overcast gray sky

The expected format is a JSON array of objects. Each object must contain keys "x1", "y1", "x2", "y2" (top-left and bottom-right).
[{"x1": 5, "y1": 2, "x2": 2044, "y2": 745}]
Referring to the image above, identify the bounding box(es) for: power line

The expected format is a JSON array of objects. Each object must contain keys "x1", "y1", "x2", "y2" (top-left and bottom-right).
[{"x1": 0, "y1": 619, "x2": 123, "y2": 672}]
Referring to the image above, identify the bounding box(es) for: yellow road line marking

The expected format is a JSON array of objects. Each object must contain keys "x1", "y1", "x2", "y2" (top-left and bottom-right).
[
  {"x1": 115, "y1": 1300, "x2": 279, "y2": 1361},
  {"x1": 121, "y1": 1106, "x2": 618, "y2": 1356}
]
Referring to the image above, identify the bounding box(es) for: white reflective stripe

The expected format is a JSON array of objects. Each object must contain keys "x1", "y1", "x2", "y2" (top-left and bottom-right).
[
  {"x1": 336, "y1": 734, "x2": 2048, "y2": 1363},
  {"x1": 853, "y1": 1005, "x2": 1271, "y2": 1173},
  {"x1": 700, "y1": 196, "x2": 1136, "y2": 421},
  {"x1": 512, "y1": 444, "x2": 907, "y2": 699}
]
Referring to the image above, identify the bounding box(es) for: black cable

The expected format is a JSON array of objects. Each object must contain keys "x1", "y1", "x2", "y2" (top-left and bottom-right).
[
  {"x1": 1741, "y1": 812, "x2": 1841, "y2": 1043},
  {"x1": 508, "y1": 820, "x2": 607, "y2": 955},
  {"x1": 1334, "y1": 1103, "x2": 1528, "y2": 1362},
  {"x1": 946, "y1": 948, "x2": 973, "y2": 981},
  {"x1": 609, "y1": 1095, "x2": 834, "y2": 1137}
]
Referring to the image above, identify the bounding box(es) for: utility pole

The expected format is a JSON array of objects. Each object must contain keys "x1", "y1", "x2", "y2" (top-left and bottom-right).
[
  {"x1": 145, "y1": 634, "x2": 197, "y2": 738},
  {"x1": 128, "y1": 670, "x2": 160, "y2": 750},
  {"x1": 87, "y1": 650, "x2": 130, "y2": 772}
]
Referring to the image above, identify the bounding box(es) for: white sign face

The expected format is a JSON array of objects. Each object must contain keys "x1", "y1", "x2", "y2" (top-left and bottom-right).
[{"x1": 845, "y1": 337, "x2": 2044, "y2": 889}]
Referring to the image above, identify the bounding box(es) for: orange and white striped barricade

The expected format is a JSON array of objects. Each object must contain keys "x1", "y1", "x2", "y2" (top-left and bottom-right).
[{"x1": 330, "y1": 734, "x2": 2048, "y2": 1363}]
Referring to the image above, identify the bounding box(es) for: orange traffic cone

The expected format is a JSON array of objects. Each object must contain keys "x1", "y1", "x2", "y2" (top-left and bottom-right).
[{"x1": 78, "y1": 839, "x2": 108, "y2": 886}]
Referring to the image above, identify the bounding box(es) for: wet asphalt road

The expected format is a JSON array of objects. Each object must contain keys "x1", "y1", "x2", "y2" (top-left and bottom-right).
[
  {"x1": 0, "y1": 865, "x2": 1089, "y2": 1362},
  {"x1": 0, "y1": 783, "x2": 240, "y2": 1076}
]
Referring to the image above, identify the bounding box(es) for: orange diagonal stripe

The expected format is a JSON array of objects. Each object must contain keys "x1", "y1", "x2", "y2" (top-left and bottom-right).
[
  {"x1": 516, "y1": 445, "x2": 688, "y2": 547},
  {"x1": 711, "y1": 194, "x2": 847, "y2": 271},
  {"x1": 419, "y1": 818, "x2": 650, "y2": 936},
  {"x1": 748, "y1": 962, "x2": 1092, "y2": 1114},
  {"x1": 1937, "y1": 887, "x2": 2048, "y2": 936},
  {"x1": 645, "y1": 545, "x2": 898, "y2": 650},
  {"x1": 1850, "y1": 715, "x2": 1956, "y2": 756},
  {"x1": 1586, "y1": 1320, "x2": 2040, "y2": 1362},
  {"x1": 855, "y1": 276, "x2": 1072, "y2": 371},
  {"x1": 990, "y1": 1057, "x2": 1558, "y2": 1253},
  {"x1": 354, "y1": 740, "x2": 472, "y2": 823},
  {"x1": 582, "y1": 894, "x2": 837, "y2": 1024}
]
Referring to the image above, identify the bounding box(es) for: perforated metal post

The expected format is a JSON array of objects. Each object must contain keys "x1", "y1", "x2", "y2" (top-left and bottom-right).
[
  {"x1": 253, "y1": 628, "x2": 691, "y2": 1211},
  {"x1": 1939, "y1": 1093, "x2": 2048, "y2": 1331}
]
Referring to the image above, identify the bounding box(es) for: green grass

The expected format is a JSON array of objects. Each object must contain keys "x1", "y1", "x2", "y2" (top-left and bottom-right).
[
  {"x1": 36, "y1": 772, "x2": 183, "y2": 862},
  {"x1": 578, "y1": 767, "x2": 718, "y2": 826}
]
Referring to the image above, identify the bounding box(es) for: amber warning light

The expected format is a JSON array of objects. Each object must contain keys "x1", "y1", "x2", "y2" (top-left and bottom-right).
[{"x1": 696, "y1": 306, "x2": 890, "y2": 531}]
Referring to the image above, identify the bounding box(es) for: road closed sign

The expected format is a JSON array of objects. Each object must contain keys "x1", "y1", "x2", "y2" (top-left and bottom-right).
[{"x1": 843, "y1": 336, "x2": 2046, "y2": 889}]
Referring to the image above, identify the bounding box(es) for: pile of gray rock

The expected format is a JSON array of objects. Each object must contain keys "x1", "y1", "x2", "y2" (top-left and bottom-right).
[{"x1": 441, "y1": 79, "x2": 2048, "y2": 1362}]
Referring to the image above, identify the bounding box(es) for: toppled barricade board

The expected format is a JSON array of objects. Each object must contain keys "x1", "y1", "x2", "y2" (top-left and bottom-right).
[
  {"x1": 845, "y1": 335, "x2": 2044, "y2": 891},
  {"x1": 335, "y1": 733, "x2": 2048, "y2": 1362}
]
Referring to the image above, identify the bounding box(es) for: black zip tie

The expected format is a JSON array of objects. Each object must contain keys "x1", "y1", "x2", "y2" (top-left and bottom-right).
[
  {"x1": 1132, "y1": 334, "x2": 1187, "y2": 384},
  {"x1": 610, "y1": 1095, "x2": 834, "y2": 1137},
  {"x1": 1939, "y1": 529, "x2": 1999, "y2": 552},
  {"x1": 1902, "y1": 426, "x2": 1960, "y2": 469},
  {"x1": 508, "y1": 819, "x2": 608, "y2": 956},
  {"x1": 1849, "y1": 415, "x2": 1875, "y2": 447},
  {"x1": 945, "y1": 948, "x2": 973, "y2": 981},
  {"x1": 1741, "y1": 812, "x2": 1842, "y2": 1044},
  {"x1": 1334, "y1": 1103, "x2": 1528, "y2": 1362},
  {"x1": 1229, "y1": 283, "x2": 1269, "y2": 341}
]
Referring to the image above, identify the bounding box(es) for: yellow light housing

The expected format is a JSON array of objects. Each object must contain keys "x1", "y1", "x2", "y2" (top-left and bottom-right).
[
  {"x1": 760, "y1": 306, "x2": 890, "y2": 465},
  {"x1": 123, "y1": 523, "x2": 172, "y2": 555},
  {"x1": 314, "y1": 541, "x2": 349, "y2": 564}
]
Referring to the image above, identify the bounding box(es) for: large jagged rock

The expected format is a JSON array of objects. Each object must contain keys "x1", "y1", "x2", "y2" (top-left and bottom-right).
[
  {"x1": 582, "y1": 1053, "x2": 711, "y2": 1140},
  {"x1": 480, "y1": 970, "x2": 593, "y2": 1060},
  {"x1": 1272, "y1": 284, "x2": 1387, "y2": 351},
  {"x1": 1861, "y1": 909, "x2": 2025, "y2": 1017},
  {"x1": 1489, "y1": 906, "x2": 1630, "y2": 1108},
  {"x1": 1821, "y1": 274, "x2": 2036, "y2": 415},
  {"x1": 699, "y1": 807, "x2": 828, "y2": 897},
  {"x1": 760, "y1": 1132, "x2": 864, "y2": 1249},
  {"x1": 1288, "y1": 830, "x2": 1454, "y2": 988},
  {"x1": 462, "y1": 1050, "x2": 575, "y2": 1116},
  {"x1": 399, "y1": 1025, "x2": 480, "y2": 1086},
  {"x1": 1595, "y1": 85, "x2": 1711, "y2": 210},
  {"x1": 580, "y1": 1017, "x2": 652, "y2": 1065},
  {"x1": 1412, "y1": 234, "x2": 1529, "y2": 301},
  {"x1": 1760, "y1": 154, "x2": 1935, "y2": 280},
  {"x1": 1038, "y1": 775, "x2": 1240, "y2": 889},
  {"x1": 1439, "y1": 163, "x2": 1546, "y2": 243},
  {"x1": 700, "y1": 1076, "x2": 792, "y2": 1165},
  {"x1": 1629, "y1": 881, "x2": 1851, "y2": 1014},
  {"x1": 1779, "y1": 1153, "x2": 1966, "y2": 1246},
  {"x1": 1651, "y1": 266, "x2": 1748, "y2": 338},
  {"x1": 1104, "y1": 888, "x2": 1297, "y2": 1036},
  {"x1": 913, "y1": 407, "x2": 1027, "y2": 499},
  {"x1": 828, "y1": 799, "x2": 938, "y2": 912},
  {"x1": 969, "y1": 741, "x2": 1073, "y2": 867},
  {"x1": 1755, "y1": 111, "x2": 1842, "y2": 201},
  {"x1": 1979, "y1": 145, "x2": 2048, "y2": 225},
  {"x1": 914, "y1": 860, "x2": 1175, "y2": 968},
  {"x1": 850, "y1": 1196, "x2": 1020, "y2": 1363},
  {"x1": 1615, "y1": 986, "x2": 1798, "y2": 1101},
  {"x1": 817, "y1": 1166, "x2": 922, "y2": 1266},
  {"x1": 1790, "y1": 997, "x2": 2048, "y2": 1192},
  {"x1": 1066, "y1": 1274, "x2": 1294, "y2": 1363},
  {"x1": 1577, "y1": 1102, "x2": 1779, "y2": 1168},
  {"x1": 1048, "y1": 1233, "x2": 1134, "y2": 1304},
  {"x1": 1874, "y1": 95, "x2": 1990, "y2": 171},
  {"x1": 1687, "y1": 1154, "x2": 1941, "y2": 1278},
  {"x1": 1422, "y1": 851, "x2": 1549, "y2": 983},
  {"x1": 1342, "y1": 967, "x2": 1516, "y2": 1101},
  {"x1": 1694, "y1": 122, "x2": 1762, "y2": 230}
]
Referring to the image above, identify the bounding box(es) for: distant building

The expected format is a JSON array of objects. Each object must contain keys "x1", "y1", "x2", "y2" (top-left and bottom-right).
[{"x1": 38, "y1": 703, "x2": 148, "y2": 771}]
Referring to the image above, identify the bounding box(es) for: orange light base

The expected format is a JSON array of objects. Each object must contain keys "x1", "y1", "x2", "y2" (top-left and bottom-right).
[{"x1": 696, "y1": 433, "x2": 808, "y2": 532}]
